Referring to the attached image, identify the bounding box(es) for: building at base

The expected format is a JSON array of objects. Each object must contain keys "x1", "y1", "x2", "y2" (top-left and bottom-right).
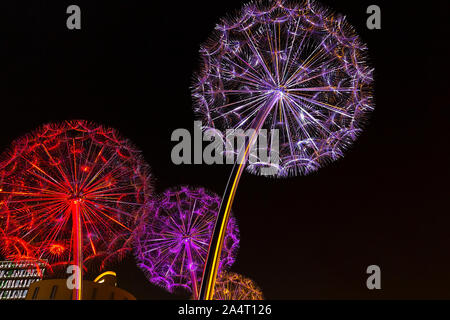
[{"x1": 25, "y1": 271, "x2": 135, "y2": 300}]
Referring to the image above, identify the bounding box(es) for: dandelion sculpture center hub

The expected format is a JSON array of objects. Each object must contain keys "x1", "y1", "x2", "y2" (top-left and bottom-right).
[
  {"x1": 271, "y1": 86, "x2": 288, "y2": 100},
  {"x1": 68, "y1": 191, "x2": 84, "y2": 201}
]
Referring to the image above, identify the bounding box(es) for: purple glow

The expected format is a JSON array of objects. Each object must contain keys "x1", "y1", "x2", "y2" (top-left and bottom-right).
[
  {"x1": 133, "y1": 186, "x2": 240, "y2": 295},
  {"x1": 192, "y1": 0, "x2": 374, "y2": 177}
]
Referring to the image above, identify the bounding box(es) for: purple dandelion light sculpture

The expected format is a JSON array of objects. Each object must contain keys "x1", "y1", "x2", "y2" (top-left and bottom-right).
[
  {"x1": 192, "y1": 0, "x2": 375, "y2": 299},
  {"x1": 133, "y1": 186, "x2": 239, "y2": 299}
]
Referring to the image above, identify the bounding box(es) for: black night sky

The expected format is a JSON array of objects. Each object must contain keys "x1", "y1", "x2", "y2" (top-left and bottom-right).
[{"x1": 1, "y1": 0, "x2": 449, "y2": 300}]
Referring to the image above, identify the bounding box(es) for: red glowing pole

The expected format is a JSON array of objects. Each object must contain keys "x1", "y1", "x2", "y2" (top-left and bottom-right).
[
  {"x1": 71, "y1": 200, "x2": 83, "y2": 300},
  {"x1": 185, "y1": 240, "x2": 198, "y2": 300}
]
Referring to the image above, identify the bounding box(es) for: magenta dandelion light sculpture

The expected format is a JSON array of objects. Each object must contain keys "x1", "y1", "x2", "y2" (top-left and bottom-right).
[
  {"x1": 0, "y1": 120, "x2": 153, "y2": 299},
  {"x1": 133, "y1": 186, "x2": 239, "y2": 299},
  {"x1": 192, "y1": 0, "x2": 375, "y2": 299}
]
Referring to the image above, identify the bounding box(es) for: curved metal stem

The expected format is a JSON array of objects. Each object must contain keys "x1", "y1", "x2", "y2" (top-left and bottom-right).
[{"x1": 199, "y1": 96, "x2": 278, "y2": 300}]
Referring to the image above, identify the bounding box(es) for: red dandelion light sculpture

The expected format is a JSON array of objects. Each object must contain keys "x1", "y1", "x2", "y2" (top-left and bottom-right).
[{"x1": 0, "y1": 120, "x2": 153, "y2": 299}]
